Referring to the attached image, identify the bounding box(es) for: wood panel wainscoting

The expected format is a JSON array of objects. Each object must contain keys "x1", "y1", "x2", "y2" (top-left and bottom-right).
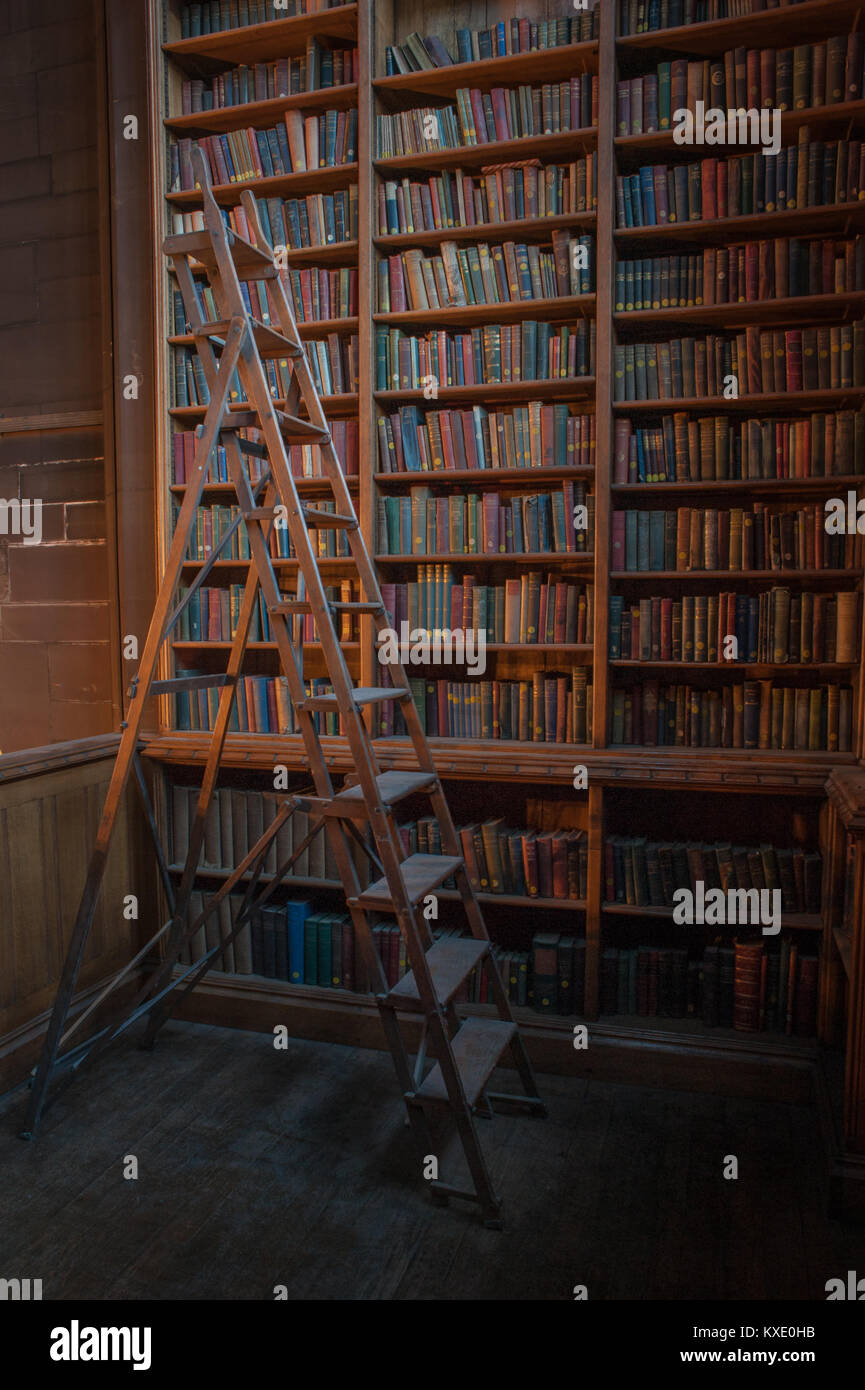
[{"x1": 0, "y1": 736, "x2": 157, "y2": 1094}]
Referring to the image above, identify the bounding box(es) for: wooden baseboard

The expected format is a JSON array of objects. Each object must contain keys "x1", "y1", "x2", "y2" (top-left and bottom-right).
[{"x1": 168, "y1": 971, "x2": 816, "y2": 1104}]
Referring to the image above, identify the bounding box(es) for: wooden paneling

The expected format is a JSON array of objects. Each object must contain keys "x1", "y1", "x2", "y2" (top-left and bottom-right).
[{"x1": 0, "y1": 747, "x2": 157, "y2": 1091}]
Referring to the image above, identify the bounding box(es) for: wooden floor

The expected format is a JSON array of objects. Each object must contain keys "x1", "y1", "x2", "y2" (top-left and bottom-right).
[{"x1": 1, "y1": 1020, "x2": 863, "y2": 1300}]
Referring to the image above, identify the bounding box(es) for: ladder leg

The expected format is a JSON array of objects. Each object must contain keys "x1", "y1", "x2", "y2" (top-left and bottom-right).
[{"x1": 141, "y1": 554, "x2": 263, "y2": 1047}]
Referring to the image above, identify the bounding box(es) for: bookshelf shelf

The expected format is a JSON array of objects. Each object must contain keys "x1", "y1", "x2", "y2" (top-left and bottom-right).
[
  {"x1": 613, "y1": 389, "x2": 865, "y2": 413},
  {"x1": 375, "y1": 466, "x2": 595, "y2": 487},
  {"x1": 614, "y1": 203, "x2": 865, "y2": 246},
  {"x1": 602, "y1": 902, "x2": 822, "y2": 931},
  {"x1": 373, "y1": 41, "x2": 599, "y2": 98},
  {"x1": 180, "y1": 557, "x2": 358, "y2": 571},
  {"x1": 616, "y1": 0, "x2": 862, "y2": 57},
  {"x1": 169, "y1": 317, "x2": 360, "y2": 343},
  {"x1": 375, "y1": 213, "x2": 598, "y2": 252},
  {"x1": 374, "y1": 295, "x2": 595, "y2": 329},
  {"x1": 610, "y1": 661, "x2": 857, "y2": 673},
  {"x1": 612, "y1": 478, "x2": 865, "y2": 497},
  {"x1": 172, "y1": 641, "x2": 361, "y2": 652},
  {"x1": 142, "y1": 0, "x2": 858, "y2": 1101},
  {"x1": 168, "y1": 861, "x2": 586, "y2": 914},
  {"x1": 170, "y1": 478, "x2": 360, "y2": 496},
  {"x1": 170, "y1": 393, "x2": 359, "y2": 419},
  {"x1": 163, "y1": 4, "x2": 359, "y2": 65},
  {"x1": 375, "y1": 379, "x2": 595, "y2": 405},
  {"x1": 615, "y1": 293, "x2": 865, "y2": 329},
  {"x1": 167, "y1": 161, "x2": 360, "y2": 205},
  {"x1": 141, "y1": 731, "x2": 848, "y2": 786},
  {"x1": 255, "y1": 239, "x2": 359, "y2": 267},
  {"x1": 374, "y1": 129, "x2": 598, "y2": 175},
  {"x1": 164, "y1": 85, "x2": 359, "y2": 136},
  {"x1": 610, "y1": 570, "x2": 863, "y2": 583},
  {"x1": 374, "y1": 552, "x2": 595, "y2": 566}
]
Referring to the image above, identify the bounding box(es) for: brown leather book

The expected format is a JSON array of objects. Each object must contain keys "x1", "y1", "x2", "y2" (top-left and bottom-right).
[{"x1": 734, "y1": 937, "x2": 764, "y2": 1032}]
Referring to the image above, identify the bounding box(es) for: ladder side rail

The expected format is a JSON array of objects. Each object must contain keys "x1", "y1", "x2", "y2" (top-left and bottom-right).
[{"x1": 22, "y1": 315, "x2": 249, "y2": 1138}]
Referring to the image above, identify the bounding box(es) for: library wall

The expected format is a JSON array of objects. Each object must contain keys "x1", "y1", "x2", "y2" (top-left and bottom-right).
[{"x1": 0, "y1": 0, "x2": 113, "y2": 753}]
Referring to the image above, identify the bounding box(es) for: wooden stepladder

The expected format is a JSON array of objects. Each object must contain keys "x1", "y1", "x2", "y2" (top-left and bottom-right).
[{"x1": 22, "y1": 150, "x2": 545, "y2": 1225}]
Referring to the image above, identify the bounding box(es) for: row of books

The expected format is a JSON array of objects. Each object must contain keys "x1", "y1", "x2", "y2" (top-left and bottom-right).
[
  {"x1": 171, "y1": 421, "x2": 359, "y2": 484},
  {"x1": 605, "y1": 836, "x2": 821, "y2": 914},
  {"x1": 170, "y1": 783, "x2": 366, "y2": 884},
  {"x1": 172, "y1": 333, "x2": 358, "y2": 405},
  {"x1": 175, "y1": 673, "x2": 344, "y2": 736},
  {"x1": 179, "y1": 44, "x2": 358, "y2": 113},
  {"x1": 174, "y1": 895, "x2": 816, "y2": 1030},
  {"x1": 183, "y1": 502, "x2": 350, "y2": 561},
  {"x1": 616, "y1": 0, "x2": 805, "y2": 38},
  {"x1": 609, "y1": 680, "x2": 854, "y2": 750},
  {"x1": 598, "y1": 939, "x2": 817, "y2": 1035},
  {"x1": 613, "y1": 412, "x2": 864, "y2": 483},
  {"x1": 249, "y1": 188, "x2": 357, "y2": 249},
  {"x1": 377, "y1": 159, "x2": 598, "y2": 236},
  {"x1": 609, "y1": 589, "x2": 860, "y2": 665},
  {"x1": 397, "y1": 818, "x2": 588, "y2": 901},
  {"x1": 618, "y1": 135, "x2": 865, "y2": 226},
  {"x1": 380, "y1": 571, "x2": 594, "y2": 647},
  {"x1": 374, "y1": 320, "x2": 596, "y2": 391},
  {"x1": 174, "y1": 580, "x2": 358, "y2": 645},
  {"x1": 384, "y1": 16, "x2": 598, "y2": 75},
  {"x1": 615, "y1": 236, "x2": 865, "y2": 311},
  {"x1": 378, "y1": 233, "x2": 594, "y2": 314},
  {"x1": 612, "y1": 324, "x2": 865, "y2": 401},
  {"x1": 171, "y1": 780, "x2": 588, "y2": 905},
  {"x1": 172, "y1": 266, "x2": 358, "y2": 333},
  {"x1": 383, "y1": 671, "x2": 594, "y2": 744},
  {"x1": 377, "y1": 402, "x2": 596, "y2": 474},
  {"x1": 377, "y1": 483, "x2": 593, "y2": 556},
  {"x1": 178, "y1": 1, "x2": 333, "y2": 38},
  {"x1": 171, "y1": 109, "x2": 358, "y2": 192},
  {"x1": 375, "y1": 80, "x2": 599, "y2": 159},
  {"x1": 616, "y1": 36, "x2": 865, "y2": 137},
  {"x1": 611, "y1": 504, "x2": 861, "y2": 573}
]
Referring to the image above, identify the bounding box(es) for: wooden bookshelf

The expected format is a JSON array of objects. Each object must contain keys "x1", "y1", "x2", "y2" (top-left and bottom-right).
[{"x1": 143, "y1": 0, "x2": 865, "y2": 1119}]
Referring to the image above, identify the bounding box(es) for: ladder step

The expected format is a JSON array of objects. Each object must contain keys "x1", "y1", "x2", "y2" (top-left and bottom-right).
[
  {"x1": 268, "y1": 599, "x2": 383, "y2": 619},
  {"x1": 354, "y1": 852, "x2": 463, "y2": 909},
  {"x1": 331, "y1": 601, "x2": 385, "y2": 613},
  {"x1": 414, "y1": 1018, "x2": 516, "y2": 1108},
  {"x1": 149, "y1": 673, "x2": 235, "y2": 695},
  {"x1": 269, "y1": 599, "x2": 313, "y2": 615},
  {"x1": 389, "y1": 936, "x2": 489, "y2": 1009},
  {"x1": 164, "y1": 229, "x2": 278, "y2": 281},
  {"x1": 301, "y1": 686, "x2": 407, "y2": 712},
  {"x1": 323, "y1": 770, "x2": 438, "y2": 820},
  {"x1": 302, "y1": 506, "x2": 358, "y2": 530},
  {"x1": 243, "y1": 507, "x2": 279, "y2": 522},
  {"x1": 219, "y1": 409, "x2": 328, "y2": 443},
  {"x1": 192, "y1": 318, "x2": 302, "y2": 358}
]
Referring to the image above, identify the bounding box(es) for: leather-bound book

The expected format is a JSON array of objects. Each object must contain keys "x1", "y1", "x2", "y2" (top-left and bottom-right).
[{"x1": 734, "y1": 936, "x2": 764, "y2": 1032}]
